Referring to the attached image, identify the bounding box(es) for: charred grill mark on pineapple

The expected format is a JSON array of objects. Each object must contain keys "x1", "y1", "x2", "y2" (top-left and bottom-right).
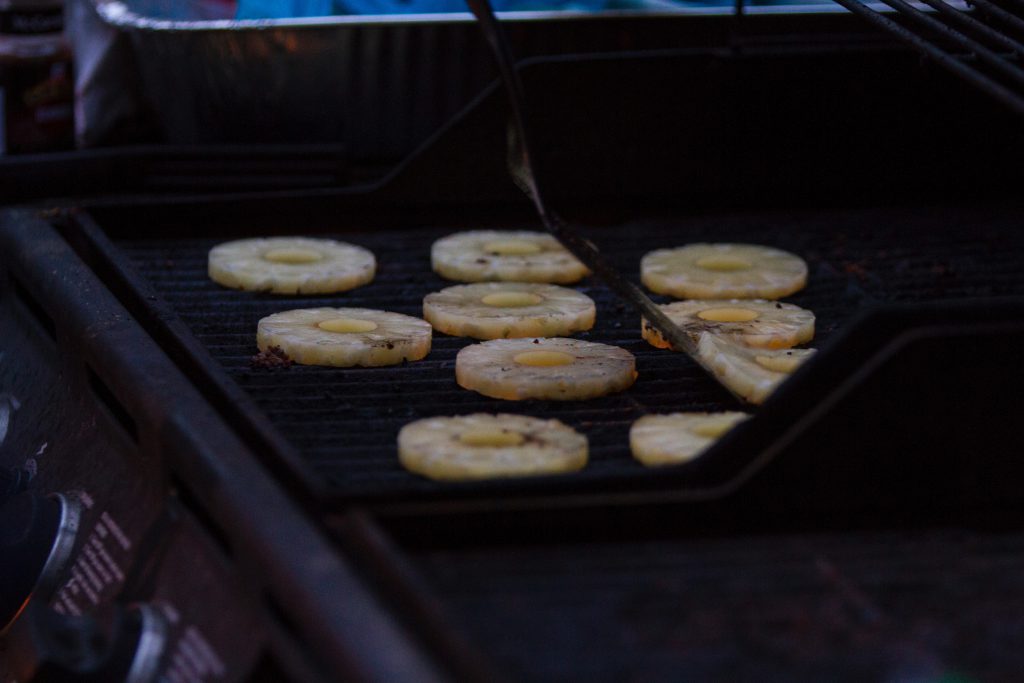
[
  {"x1": 423, "y1": 282, "x2": 596, "y2": 340},
  {"x1": 642, "y1": 299, "x2": 815, "y2": 351},
  {"x1": 398, "y1": 413, "x2": 588, "y2": 480},
  {"x1": 630, "y1": 412, "x2": 749, "y2": 466},
  {"x1": 208, "y1": 237, "x2": 376, "y2": 294},
  {"x1": 641, "y1": 243, "x2": 807, "y2": 300},
  {"x1": 456, "y1": 338, "x2": 636, "y2": 401},
  {"x1": 256, "y1": 307, "x2": 431, "y2": 367},
  {"x1": 696, "y1": 332, "x2": 816, "y2": 404},
  {"x1": 431, "y1": 230, "x2": 590, "y2": 284}
]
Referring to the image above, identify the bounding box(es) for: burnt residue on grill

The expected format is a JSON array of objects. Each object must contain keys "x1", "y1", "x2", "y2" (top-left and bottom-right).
[
  {"x1": 117, "y1": 204, "x2": 1024, "y2": 500},
  {"x1": 250, "y1": 345, "x2": 294, "y2": 369}
]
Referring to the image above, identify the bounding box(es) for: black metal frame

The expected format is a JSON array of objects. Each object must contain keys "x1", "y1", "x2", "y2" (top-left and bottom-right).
[
  {"x1": 0, "y1": 211, "x2": 461, "y2": 682},
  {"x1": 6, "y1": 21, "x2": 1024, "y2": 680},
  {"x1": 63, "y1": 203, "x2": 1024, "y2": 679},
  {"x1": 24, "y1": 198, "x2": 1024, "y2": 682}
]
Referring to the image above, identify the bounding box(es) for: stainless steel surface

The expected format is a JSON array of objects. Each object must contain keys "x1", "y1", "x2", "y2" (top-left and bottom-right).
[
  {"x1": 35, "y1": 493, "x2": 81, "y2": 599},
  {"x1": 85, "y1": 0, "x2": 847, "y2": 160},
  {"x1": 124, "y1": 604, "x2": 167, "y2": 683},
  {"x1": 92, "y1": 1, "x2": 496, "y2": 158}
]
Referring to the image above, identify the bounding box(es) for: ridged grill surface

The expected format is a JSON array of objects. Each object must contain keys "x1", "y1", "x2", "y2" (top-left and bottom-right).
[
  {"x1": 119, "y1": 204, "x2": 1024, "y2": 499},
  {"x1": 418, "y1": 528, "x2": 1024, "y2": 681}
]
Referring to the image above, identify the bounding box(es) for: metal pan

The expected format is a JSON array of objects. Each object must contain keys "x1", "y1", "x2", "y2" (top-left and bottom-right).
[{"x1": 85, "y1": 0, "x2": 859, "y2": 160}]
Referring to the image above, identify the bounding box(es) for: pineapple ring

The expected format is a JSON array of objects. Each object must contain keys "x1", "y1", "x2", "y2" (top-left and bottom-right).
[
  {"x1": 696, "y1": 332, "x2": 815, "y2": 404},
  {"x1": 630, "y1": 412, "x2": 749, "y2": 467},
  {"x1": 256, "y1": 307, "x2": 431, "y2": 367},
  {"x1": 642, "y1": 299, "x2": 814, "y2": 350},
  {"x1": 398, "y1": 413, "x2": 588, "y2": 480},
  {"x1": 641, "y1": 243, "x2": 807, "y2": 299},
  {"x1": 423, "y1": 282, "x2": 596, "y2": 340},
  {"x1": 456, "y1": 337, "x2": 636, "y2": 401},
  {"x1": 431, "y1": 230, "x2": 590, "y2": 284},
  {"x1": 209, "y1": 237, "x2": 375, "y2": 294}
]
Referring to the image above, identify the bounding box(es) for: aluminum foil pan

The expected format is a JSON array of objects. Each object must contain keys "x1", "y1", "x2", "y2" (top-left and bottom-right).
[
  {"x1": 87, "y1": 2, "x2": 505, "y2": 158},
  {"x1": 84, "y1": 0, "x2": 844, "y2": 160},
  {"x1": 85, "y1": 0, "x2": 739, "y2": 159}
]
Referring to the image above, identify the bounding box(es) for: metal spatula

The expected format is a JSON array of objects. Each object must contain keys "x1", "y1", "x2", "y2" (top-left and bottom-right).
[{"x1": 463, "y1": 0, "x2": 743, "y2": 400}]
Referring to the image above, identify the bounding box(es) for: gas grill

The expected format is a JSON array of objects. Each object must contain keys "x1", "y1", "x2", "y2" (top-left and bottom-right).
[{"x1": 3, "y1": 14, "x2": 1024, "y2": 682}]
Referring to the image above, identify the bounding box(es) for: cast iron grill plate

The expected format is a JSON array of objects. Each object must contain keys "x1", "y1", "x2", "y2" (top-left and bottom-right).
[{"x1": 117, "y1": 204, "x2": 1024, "y2": 501}]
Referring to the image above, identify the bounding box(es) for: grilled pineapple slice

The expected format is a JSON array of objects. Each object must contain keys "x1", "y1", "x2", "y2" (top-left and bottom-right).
[
  {"x1": 209, "y1": 237, "x2": 375, "y2": 294},
  {"x1": 696, "y1": 332, "x2": 815, "y2": 404},
  {"x1": 423, "y1": 282, "x2": 595, "y2": 340},
  {"x1": 256, "y1": 307, "x2": 431, "y2": 367},
  {"x1": 398, "y1": 413, "x2": 588, "y2": 480},
  {"x1": 641, "y1": 243, "x2": 807, "y2": 299},
  {"x1": 642, "y1": 299, "x2": 814, "y2": 350},
  {"x1": 456, "y1": 337, "x2": 636, "y2": 401},
  {"x1": 630, "y1": 412, "x2": 749, "y2": 467},
  {"x1": 431, "y1": 230, "x2": 590, "y2": 284}
]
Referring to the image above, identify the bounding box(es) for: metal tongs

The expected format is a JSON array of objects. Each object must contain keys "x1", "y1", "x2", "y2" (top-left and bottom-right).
[{"x1": 463, "y1": 0, "x2": 741, "y2": 400}]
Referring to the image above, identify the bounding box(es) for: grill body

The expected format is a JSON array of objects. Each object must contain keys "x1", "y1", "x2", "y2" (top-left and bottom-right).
[{"x1": 2, "y1": 31, "x2": 1024, "y2": 682}]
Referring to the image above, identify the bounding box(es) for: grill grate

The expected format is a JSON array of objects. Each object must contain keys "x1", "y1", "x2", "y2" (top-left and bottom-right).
[
  {"x1": 119, "y1": 204, "x2": 1024, "y2": 501},
  {"x1": 820, "y1": 0, "x2": 1024, "y2": 115}
]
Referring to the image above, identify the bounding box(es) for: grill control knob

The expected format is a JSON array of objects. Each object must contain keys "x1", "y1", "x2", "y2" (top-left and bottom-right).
[
  {"x1": 0, "y1": 492, "x2": 79, "y2": 632},
  {"x1": 2, "y1": 602, "x2": 167, "y2": 683}
]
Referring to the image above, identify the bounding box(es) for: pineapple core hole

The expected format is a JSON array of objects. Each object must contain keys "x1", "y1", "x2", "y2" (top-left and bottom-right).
[
  {"x1": 484, "y1": 240, "x2": 543, "y2": 256},
  {"x1": 264, "y1": 248, "x2": 324, "y2": 264},
  {"x1": 695, "y1": 255, "x2": 752, "y2": 271},
  {"x1": 513, "y1": 351, "x2": 575, "y2": 367},
  {"x1": 317, "y1": 318, "x2": 378, "y2": 333},
  {"x1": 481, "y1": 292, "x2": 543, "y2": 307},
  {"x1": 697, "y1": 307, "x2": 759, "y2": 323},
  {"x1": 691, "y1": 419, "x2": 737, "y2": 439},
  {"x1": 755, "y1": 355, "x2": 800, "y2": 373},
  {"x1": 459, "y1": 429, "x2": 526, "y2": 447}
]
